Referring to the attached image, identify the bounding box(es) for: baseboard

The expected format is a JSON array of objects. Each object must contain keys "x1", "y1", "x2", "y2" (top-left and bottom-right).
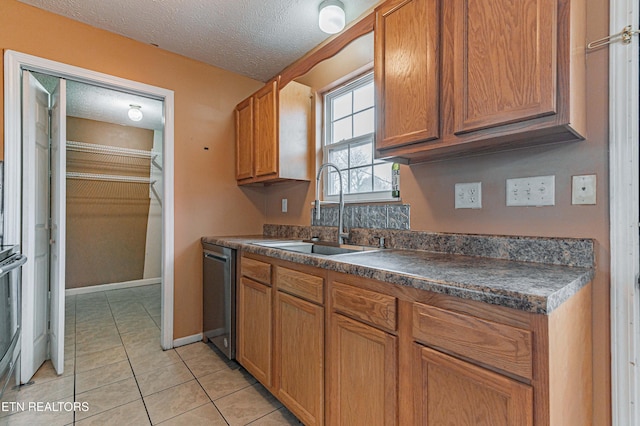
[
  {"x1": 173, "y1": 333, "x2": 203, "y2": 348},
  {"x1": 65, "y1": 277, "x2": 162, "y2": 296}
]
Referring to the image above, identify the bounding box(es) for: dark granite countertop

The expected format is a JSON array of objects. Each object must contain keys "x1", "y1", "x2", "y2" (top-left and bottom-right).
[{"x1": 202, "y1": 235, "x2": 594, "y2": 315}]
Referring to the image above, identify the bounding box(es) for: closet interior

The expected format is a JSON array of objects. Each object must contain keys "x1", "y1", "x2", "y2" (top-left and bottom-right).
[
  {"x1": 65, "y1": 115, "x2": 163, "y2": 289},
  {"x1": 30, "y1": 72, "x2": 165, "y2": 290}
]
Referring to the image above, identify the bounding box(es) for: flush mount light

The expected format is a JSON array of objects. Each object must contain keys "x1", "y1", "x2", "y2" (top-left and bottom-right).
[
  {"x1": 128, "y1": 104, "x2": 143, "y2": 122},
  {"x1": 319, "y1": 0, "x2": 345, "y2": 34}
]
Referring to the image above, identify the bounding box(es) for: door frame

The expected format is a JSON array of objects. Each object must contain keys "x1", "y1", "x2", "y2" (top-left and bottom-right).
[
  {"x1": 3, "y1": 50, "x2": 175, "y2": 353},
  {"x1": 609, "y1": 0, "x2": 640, "y2": 423}
]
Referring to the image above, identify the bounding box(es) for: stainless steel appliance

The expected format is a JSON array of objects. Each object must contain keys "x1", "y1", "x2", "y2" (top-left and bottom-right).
[
  {"x1": 0, "y1": 246, "x2": 26, "y2": 399},
  {"x1": 202, "y1": 243, "x2": 236, "y2": 359}
]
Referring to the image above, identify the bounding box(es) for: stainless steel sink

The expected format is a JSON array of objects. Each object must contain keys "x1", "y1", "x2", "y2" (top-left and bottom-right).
[{"x1": 252, "y1": 240, "x2": 378, "y2": 256}]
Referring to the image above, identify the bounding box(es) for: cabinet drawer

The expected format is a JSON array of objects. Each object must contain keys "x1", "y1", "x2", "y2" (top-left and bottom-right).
[
  {"x1": 241, "y1": 256, "x2": 271, "y2": 285},
  {"x1": 331, "y1": 281, "x2": 397, "y2": 332},
  {"x1": 413, "y1": 303, "x2": 532, "y2": 379},
  {"x1": 276, "y1": 266, "x2": 324, "y2": 304}
]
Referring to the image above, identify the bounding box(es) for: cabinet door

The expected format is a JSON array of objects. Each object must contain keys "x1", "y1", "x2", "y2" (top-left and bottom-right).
[
  {"x1": 448, "y1": 0, "x2": 556, "y2": 134},
  {"x1": 375, "y1": 0, "x2": 440, "y2": 150},
  {"x1": 328, "y1": 313, "x2": 397, "y2": 426},
  {"x1": 235, "y1": 96, "x2": 254, "y2": 181},
  {"x1": 238, "y1": 277, "x2": 272, "y2": 386},
  {"x1": 414, "y1": 345, "x2": 533, "y2": 425},
  {"x1": 275, "y1": 292, "x2": 324, "y2": 426},
  {"x1": 254, "y1": 80, "x2": 278, "y2": 178}
]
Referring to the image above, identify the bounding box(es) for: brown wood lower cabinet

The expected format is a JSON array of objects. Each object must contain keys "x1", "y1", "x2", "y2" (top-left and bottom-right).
[
  {"x1": 237, "y1": 277, "x2": 272, "y2": 387},
  {"x1": 328, "y1": 313, "x2": 397, "y2": 426},
  {"x1": 238, "y1": 254, "x2": 326, "y2": 425},
  {"x1": 275, "y1": 291, "x2": 324, "y2": 426},
  {"x1": 236, "y1": 255, "x2": 592, "y2": 425},
  {"x1": 414, "y1": 345, "x2": 533, "y2": 425}
]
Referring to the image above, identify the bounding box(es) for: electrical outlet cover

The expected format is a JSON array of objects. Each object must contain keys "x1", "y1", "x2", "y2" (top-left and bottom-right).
[
  {"x1": 572, "y1": 175, "x2": 596, "y2": 205},
  {"x1": 506, "y1": 176, "x2": 555, "y2": 207},
  {"x1": 455, "y1": 182, "x2": 482, "y2": 209}
]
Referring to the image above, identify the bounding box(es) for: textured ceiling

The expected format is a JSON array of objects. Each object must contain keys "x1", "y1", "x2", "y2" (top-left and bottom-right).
[
  {"x1": 33, "y1": 72, "x2": 164, "y2": 130},
  {"x1": 19, "y1": 0, "x2": 380, "y2": 82}
]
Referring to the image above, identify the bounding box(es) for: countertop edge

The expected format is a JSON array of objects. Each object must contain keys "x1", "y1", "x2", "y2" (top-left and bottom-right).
[{"x1": 202, "y1": 236, "x2": 595, "y2": 315}]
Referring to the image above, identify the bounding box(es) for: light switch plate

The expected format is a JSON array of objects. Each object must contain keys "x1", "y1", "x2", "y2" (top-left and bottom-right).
[
  {"x1": 281, "y1": 198, "x2": 288, "y2": 213},
  {"x1": 455, "y1": 182, "x2": 482, "y2": 209},
  {"x1": 506, "y1": 175, "x2": 555, "y2": 207},
  {"x1": 572, "y1": 175, "x2": 596, "y2": 205}
]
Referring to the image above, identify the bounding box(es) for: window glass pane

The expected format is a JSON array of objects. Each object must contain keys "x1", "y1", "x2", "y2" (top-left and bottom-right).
[
  {"x1": 353, "y1": 83, "x2": 374, "y2": 112},
  {"x1": 332, "y1": 92, "x2": 352, "y2": 120},
  {"x1": 332, "y1": 117, "x2": 352, "y2": 143},
  {"x1": 324, "y1": 73, "x2": 390, "y2": 198},
  {"x1": 353, "y1": 108, "x2": 375, "y2": 138},
  {"x1": 349, "y1": 141, "x2": 372, "y2": 167},
  {"x1": 327, "y1": 171, "x2": 342, "y2": 196},
  {"x1": 374, "y1": 163, "x2": 393, "y2": 191},
  {"x1": 350, "y1": 166, "x2": 373, "y2": 193},
  {"x1": 328, "y1": 147, "x2": 348, "y2": 169}
]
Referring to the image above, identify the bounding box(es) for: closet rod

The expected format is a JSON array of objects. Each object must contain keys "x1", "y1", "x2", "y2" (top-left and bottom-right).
[
  {"x1": 67, "y1": 140, "x2": 153, "y2": 159},
  {"x1": 66, "y1": 172, "x2": 156, "y2": 184}
]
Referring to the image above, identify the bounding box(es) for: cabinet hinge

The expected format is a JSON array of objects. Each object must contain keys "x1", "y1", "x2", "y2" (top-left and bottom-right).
[{"x1": 587, "y1": 25, "x2": 640, "y2": 50}]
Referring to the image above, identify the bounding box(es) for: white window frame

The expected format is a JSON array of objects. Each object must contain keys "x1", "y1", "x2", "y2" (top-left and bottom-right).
[{"x1": 322, "y1": 72, "x2": 394, "y2": 203}]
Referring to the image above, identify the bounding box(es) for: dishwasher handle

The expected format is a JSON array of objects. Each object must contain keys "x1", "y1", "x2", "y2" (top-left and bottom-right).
[{"x1": 204, "y1": 251, "x2": 229, "y2": 263}]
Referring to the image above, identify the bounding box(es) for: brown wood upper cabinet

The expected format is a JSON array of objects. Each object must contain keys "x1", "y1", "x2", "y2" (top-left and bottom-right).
[
  {"x1": 235, "y1": 80, "x2": 313, "y2": 185},
  {"x1": 374, "y1": 0, "x2": 586, "y2": 163},
  {"x1": 374, "y1": 0, "x2": 440, "y2": 150}
]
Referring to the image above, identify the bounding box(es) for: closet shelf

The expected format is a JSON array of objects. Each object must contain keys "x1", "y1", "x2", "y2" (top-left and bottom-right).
[
  {"x1": 67, "y1": 140, "x2": 156, "y2": 160},
  {"x1": 66, "y1": 172, "x2": 156, "y2": 185}
]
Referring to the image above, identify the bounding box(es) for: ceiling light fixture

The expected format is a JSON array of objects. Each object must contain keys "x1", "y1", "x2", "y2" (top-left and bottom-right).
[
  {"x1": 128, "y1": 104, "x2": 143, "y2": 122},
  {"x1": 318, "y1": 0, "x2": 345, "y2": 34}
]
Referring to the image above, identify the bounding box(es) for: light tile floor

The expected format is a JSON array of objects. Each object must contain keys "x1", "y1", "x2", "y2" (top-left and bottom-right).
[{"x1": 0, "y1": 285, "x2": 301, "y2": 425}]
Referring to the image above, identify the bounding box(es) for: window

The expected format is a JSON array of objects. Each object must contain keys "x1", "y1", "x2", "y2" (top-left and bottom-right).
[{"x1": 323, "y1": 73, "x2": 392, "y2": 200}]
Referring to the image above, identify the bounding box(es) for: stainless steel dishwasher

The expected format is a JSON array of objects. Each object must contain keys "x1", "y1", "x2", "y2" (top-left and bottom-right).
[{"x1": 202, "y1": 243, "x2": 236, "y2": 359}]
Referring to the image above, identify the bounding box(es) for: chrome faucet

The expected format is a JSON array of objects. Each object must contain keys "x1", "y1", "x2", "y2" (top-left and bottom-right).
[{"x1": 315, "y1": 163, "x2": 349, "y2": 244}]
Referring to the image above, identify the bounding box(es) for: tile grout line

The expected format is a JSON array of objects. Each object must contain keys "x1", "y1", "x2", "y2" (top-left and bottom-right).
[
  {"x1": 246, "y1": 407, "x2": 291, "y2": 425},
  {"x1": 67, "y1": 288, "x2": 288, "y2": 425},
  {"x1": 105, "y1": 290, "x2": 154, "y2": 426},
  {"x1": 68, "y1": 288, "x2": 158, "y2": 424},
  {"x1": 175, "y1": 346, "x2": 232, "y2": 425},
  {"x1": 176, "y1": 343, "x2": 290, "y2": 425}
]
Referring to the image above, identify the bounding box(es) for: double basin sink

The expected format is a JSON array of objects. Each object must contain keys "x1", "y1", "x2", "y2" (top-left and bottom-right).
[{"x1": 252, "y1": 240, "x2": 379, "y2": 256}]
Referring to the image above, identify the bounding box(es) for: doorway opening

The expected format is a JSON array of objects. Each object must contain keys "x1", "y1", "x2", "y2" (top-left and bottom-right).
[{"x1": 3, "y1": 51, "x2": 175, "y2": 383}]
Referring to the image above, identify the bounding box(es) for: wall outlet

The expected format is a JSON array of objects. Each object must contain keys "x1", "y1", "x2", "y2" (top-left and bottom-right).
[
  {"x1": 281, "y1": 198, "x2": 288, "y2": 213},
  {"x1": 572, "y1": 174, "x2": 596, "y2": 205},
  {"x1": 506, "y1": 175, "x2": 555, "y2": 206},
  {"x1": 455, "y1": 182, "x2": 482, "y2": 209}
]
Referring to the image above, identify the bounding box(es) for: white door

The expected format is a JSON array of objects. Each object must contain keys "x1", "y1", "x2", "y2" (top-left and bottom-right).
[
  {"x1": 21, "y1": 71, "x2": 51, "y2": 382},
  {"x1": 49, "y1": 79, "x2": 66, "y2": 375}
]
